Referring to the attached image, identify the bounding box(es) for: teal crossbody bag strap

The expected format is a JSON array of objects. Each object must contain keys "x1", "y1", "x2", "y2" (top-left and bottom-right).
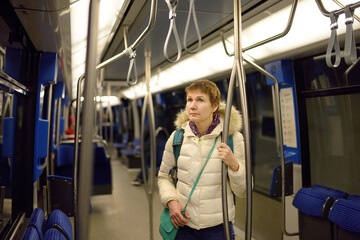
[{"x1": 228, "y1": 135, "x2": 233, "y2": 153}]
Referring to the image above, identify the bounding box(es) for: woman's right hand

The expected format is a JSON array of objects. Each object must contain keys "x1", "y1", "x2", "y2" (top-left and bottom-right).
[{"x1": 167, "y1": 200, "x2": 190, "y2": 228}]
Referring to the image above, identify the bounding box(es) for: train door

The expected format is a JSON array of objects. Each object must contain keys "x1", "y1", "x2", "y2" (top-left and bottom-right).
[{"x1": 231, "y1": 61, "x2": 301, "y2": 240}]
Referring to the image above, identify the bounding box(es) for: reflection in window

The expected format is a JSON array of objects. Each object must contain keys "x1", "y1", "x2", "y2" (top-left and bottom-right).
[
  {"x1": 246, "y1": 72, "x2": 278, "y2": 195},
  {"x1": 306, "y1": 93, "x2": 360, "y2": 195}
]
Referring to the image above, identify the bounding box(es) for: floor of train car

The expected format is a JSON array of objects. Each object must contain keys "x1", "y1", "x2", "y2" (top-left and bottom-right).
[
  {"x1": 89, "y1": 148, "x2": 163, "y2": 239},
  {"x1": 89, "y1": 147, "x2": 247, "y2": 240}
]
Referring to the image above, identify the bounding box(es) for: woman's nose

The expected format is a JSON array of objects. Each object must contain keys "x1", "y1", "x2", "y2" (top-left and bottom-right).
[{"x1": 189, "y1": 101, "x2": 197, "y2": 109}]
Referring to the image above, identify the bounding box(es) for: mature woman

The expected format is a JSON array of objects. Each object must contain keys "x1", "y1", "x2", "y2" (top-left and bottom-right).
[{"x1": 158, "y1": 79, "x2": 246, "y2": 239}]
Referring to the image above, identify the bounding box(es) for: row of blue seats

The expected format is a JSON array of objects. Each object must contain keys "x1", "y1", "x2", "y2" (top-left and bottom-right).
[
  {"x1": 114, "y1": 130, "x2": 168, "y2": 170},
  {"x1": 55, "y1": 144, "x2": 112, "y2": 193},
  {"x1": 22, "y1": 208, "x2": 72, "y2": 240},
  {"x1": 293, "y1": 184, "x2": 360, "y2": 239}
]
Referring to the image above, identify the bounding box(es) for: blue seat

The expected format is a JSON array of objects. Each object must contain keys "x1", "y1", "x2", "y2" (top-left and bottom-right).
[
  {"x1": 328, "y1": 198, "x2": 360, "y2": 234},
  {"x1": 93, "y1": 146, "x2": 112, "y2": 194},
  {"x1": 47, "y1": 209, "x2": 73, "y2": 240},
  {"x1": 348, "y1": 194, "x2": 360, "y2": 204},
  {"x1": 121, "y1": 138, "x2": 140, "y2": 156},
  {"x1": 22, "y1": 208, "x2": 46, "y2": 240},
  {"x1": 113, "y1": 134, "x2": 128, "y2": 149},
  {"x1": 311, "y1": 184, "x2": 347, "y2": 200},
  {"x1": 22, "y1": 227, "x2": 41, "y2": 240},
  {"x1": 56, "y1": 145, "x2": 75, "y2": 167},
  {"x1": 94, "y1": 146, "x2": 110, "y2": 164},
  {"x1": 293, "y1": 187, "x2": 333, "y2": 217},
  {"x1": 44, "y1": 229, "x2": 67, "y2": 240}
]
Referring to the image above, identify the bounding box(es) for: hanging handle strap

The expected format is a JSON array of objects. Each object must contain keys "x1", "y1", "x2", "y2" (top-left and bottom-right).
[
  {"x1": 182, "y1": 136, "x2": 219, "y2": 213},
  {"x1": 326, "y1": 12, "x2": 341, "y2": 68},
  {"x1": 183, "y1": 0, "x2": 202, "y2": 54},
  {"x1": 344, "y1": 5, "x2": 357, "y2": 65},
  {"x1": 126, "y1": 48, "x2": 138, "y2": 86},
  {"x1": 164, "y1": 0, "x2": 182, "y2": 63}
]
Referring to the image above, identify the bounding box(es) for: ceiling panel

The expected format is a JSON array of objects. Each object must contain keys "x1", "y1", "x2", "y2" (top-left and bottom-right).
[{"x1": 102, "y1": 0, "x2": 267, "y2": 87}]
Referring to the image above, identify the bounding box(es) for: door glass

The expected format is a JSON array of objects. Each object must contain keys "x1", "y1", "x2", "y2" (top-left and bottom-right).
[
  {"x1": 246, "y1": 72, "x2": 278, "y2": 195},
  {"x1": 306, "y1": 93, "x2": 360, "y2": 195}
]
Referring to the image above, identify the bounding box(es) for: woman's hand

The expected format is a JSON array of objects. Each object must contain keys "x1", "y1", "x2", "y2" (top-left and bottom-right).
[
  {"x1": 217, "y1": 143, "x2": 239, "y2": 172},
  {"x1": 167, "y1": 200, "x2": 190, "y2": 228}
]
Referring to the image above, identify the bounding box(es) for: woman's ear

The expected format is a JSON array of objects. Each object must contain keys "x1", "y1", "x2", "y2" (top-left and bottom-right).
[{"x1": 212, "y1": 103, "x2": 219, "y2": 113}]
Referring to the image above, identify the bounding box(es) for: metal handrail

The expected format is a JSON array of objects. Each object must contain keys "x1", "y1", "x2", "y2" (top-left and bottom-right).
[
  {"x1": 73, "y1": 74, "x2": 85, "y2": 239},
  {"x1": 221, "y1": 0, "x2": 298, "y2": 56},
  {"x1": 332, "y1": 0, "x2": 360, "y2": 22},
  {"x1": 315, "y1": 0, "x2": 360, "y2": 18},
  {"x1": 221, "y1": 1, "x2": 252, "y2": 240},
  {"x1": 220, "y1": 1, "x2": 300, "y2": 234},
  {"x1": 0, "y1": 70, "x2": 29, "y2": 95},
  {"x1": 233, "y1": 2, "x2": 253, "y2": 240},
  {"x1": 243, "y1": 0, "x2": 298, "y2": 52},
  {"x1": 183, "y1": 0, "x2": 202, "y2": 54},
  {"x1": 164, "y1": 0, "x2": 182, "y2": 63},
  {"x1": 45, "y1": 84, "x2": 53, "y2": 172},
  {"x1": 222, "y1": 62, "x2": 237, "y2": 240},
  {"x1": 96, "y1": 0, "x2": 158, "y2": 70},
  {"x1": 243, "y1": 56, "x2": 299, "y2": 236},
  {"x1": 155, "y1": 126, "x2": 170, "y2": 139},
  {"x1": 140, "y1": 49, "x2": 156, "y2": 240},
  {"x1": 76, "y1": 0, "x2": 99, "y2": 238}
]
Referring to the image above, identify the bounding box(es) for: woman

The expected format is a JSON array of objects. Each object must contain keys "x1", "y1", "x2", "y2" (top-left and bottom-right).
[{"x1": 158, "y1": 79, "x2": 246, "y2": 239}]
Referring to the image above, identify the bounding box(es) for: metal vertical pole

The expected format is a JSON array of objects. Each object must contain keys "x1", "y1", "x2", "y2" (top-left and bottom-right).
[
  {"x1": 107, "y1": 84, "x2": 114, "y2": 143},
  {"x1": 46, "y1": 84, "x2": 53, "y2": 176},
  {"x1": 76, "y1": 0, "x2": 100, "y2": 239},
  {"x1": 234, "y1": 1, "x2": 253, "y2": 240},
  {"x1": 221, "y1": 63, "x2": 236, "y2": 240},
  {"x1": 99, "y1": 69, "x2": 104, "y2": 138},
  {"x1": 73, "y1": 74, "x2": 84, "y2": 240},
  {"x1": 56, "y1": 99, "x2": 62, "y2": 147},
  {"x1": 141, "y1": 49, "x2": 156, "y2": 240}
]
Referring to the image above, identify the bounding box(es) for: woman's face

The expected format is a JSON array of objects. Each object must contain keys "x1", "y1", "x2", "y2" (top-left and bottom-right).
[{"x1": 186, "y1": 89, "x2": 218, "y2": 126}]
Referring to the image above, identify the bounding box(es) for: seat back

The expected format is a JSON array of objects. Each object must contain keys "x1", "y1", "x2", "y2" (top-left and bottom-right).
[
  {"x1": 293, "y1": 187, "x2": 334, "y2": 218},
  {"x1": 311, "y1": 184, "x2": 348, "y2": 199},
  {"x1": 22, "y1": 227, "x2": 41, "y2": 240},
  {"x1": 56, "y1": 145, "x2": 75, "y2": 167},
  {"x1": 328, "y1": 198, "x2": 360, "y2": 234},
  {"x1": 47, "y1": 209, "x2": 73, "y2": 240},
  {"x1": 47, "y1": 176, "x2": 74, "y2": 216},
  {"x1": 94, "y1": 146, "x2": 109, "y2": 164},
  {"x1": 44, "y1": 228, "x2": 67, "y2": 240},
  {"x1": 22, "y1": 208, "x2": 46, "y2": 240},
  {"x1": 132, "y1": 138, "x2": 141, "y2": 153}
]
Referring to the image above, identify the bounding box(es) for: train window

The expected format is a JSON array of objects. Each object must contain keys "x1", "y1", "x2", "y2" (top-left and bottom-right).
[
  {"x1": 245, "y1": 72, "x2": 278, "y2": 195},
  {"x1": 299, "y1": 53, "x2": 360, "y2": 91},
  {"x1": 295, "y1": 53, "x2": 360, "y2": 195},
  {"x1": 306, "y1": 94, "x2": 360, "y2": 195}
]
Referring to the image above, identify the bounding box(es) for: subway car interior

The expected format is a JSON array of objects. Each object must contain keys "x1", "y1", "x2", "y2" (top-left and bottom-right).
[{"x1": 0, "y1": 0, "x2": 360, "y2": 239}]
